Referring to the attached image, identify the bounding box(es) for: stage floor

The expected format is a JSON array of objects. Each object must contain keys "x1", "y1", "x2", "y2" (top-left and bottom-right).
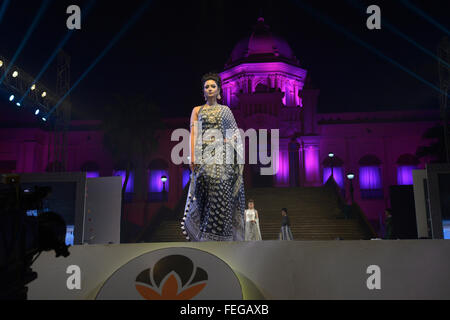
[{"x1": 28, "y1": 239, "x2": 450, "y2": 300}]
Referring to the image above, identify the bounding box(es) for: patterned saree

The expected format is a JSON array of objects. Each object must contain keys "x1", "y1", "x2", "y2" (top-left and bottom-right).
[{"x1": 182, "y1": 104, "x2": 245, "y2": 241}]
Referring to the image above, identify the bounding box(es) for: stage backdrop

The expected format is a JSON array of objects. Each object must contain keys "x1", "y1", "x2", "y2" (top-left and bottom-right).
[{"x1": 28, "y1": 240, "x2": 450, "y2": 300}]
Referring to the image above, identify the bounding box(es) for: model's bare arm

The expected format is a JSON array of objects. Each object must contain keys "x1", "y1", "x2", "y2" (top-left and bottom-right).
[{"x1": 190, "y1": 107, "x2": 199, "y2": 169}]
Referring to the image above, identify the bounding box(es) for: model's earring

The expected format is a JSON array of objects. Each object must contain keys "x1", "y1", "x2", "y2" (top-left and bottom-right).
[{"x1": 218, "y1": 94, "x2": 221, "y2": 100}]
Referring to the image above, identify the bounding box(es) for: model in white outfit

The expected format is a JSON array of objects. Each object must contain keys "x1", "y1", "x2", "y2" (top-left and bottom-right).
[{"x1": 245, "y1": 200, "x2": 262, "y2": 241}]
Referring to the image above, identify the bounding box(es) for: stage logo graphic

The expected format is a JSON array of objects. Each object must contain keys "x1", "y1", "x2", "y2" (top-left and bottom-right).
[
  {"x1": 135, "y1": 255, "x2": 208, "y2": 300},
  {"x1": 96, "y1": 247, "x2": 242, "y2": 300}
]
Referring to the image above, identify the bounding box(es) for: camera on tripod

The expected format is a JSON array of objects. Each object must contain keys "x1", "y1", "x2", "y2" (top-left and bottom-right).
[{"x1": 0, "y1": 174, "x2": 70, "y2": 300}]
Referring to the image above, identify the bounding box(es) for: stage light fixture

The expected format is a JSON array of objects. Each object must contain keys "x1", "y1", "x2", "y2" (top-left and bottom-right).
[
  {"x1": 31, "y1": 84, "x2": 36, "y2": 90},
  {"x1": 9, "y1": 94, "x2": 14, "y2": 101},
  {"x1": 0, "y1": 60, "x2": 3, "y2": 67},
  {"x1": 16, "y1": 102, "x2": 21, "y2": 106},
  {"x1": 161, "y1": 176, "x2": 167, "y2": 182},
  {"x1": 41, "y1": 91, "x2": 46, "y2": 98},
  {"x1": 347, "y1": 173, "x2": 355, "y2": 180},
  {"x1": 42, "y1": 117, "x2": 47, "y2": 121},
  {"x1": 12, "y1": 70, "x2": 18, "y2": 78},
  {"x1": 328, "y1": 152, "x2": 335, "y2": 158},
  {"x1": 35, "y1": 109, "x2": 40, "y2": 115}
]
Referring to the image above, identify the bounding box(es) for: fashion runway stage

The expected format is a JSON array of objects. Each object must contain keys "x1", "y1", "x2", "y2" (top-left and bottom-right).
[{"x1": 28, "y1": 239, "x2": 450, "y2": 300}]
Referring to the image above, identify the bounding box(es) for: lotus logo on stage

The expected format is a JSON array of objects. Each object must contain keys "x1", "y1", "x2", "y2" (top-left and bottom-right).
[
  {"x1": 135, "y1": 255, "x2": 208, "y2": 300},
  {"x1": 96, "y1": 247, "x2": 242, "y2": 300}
]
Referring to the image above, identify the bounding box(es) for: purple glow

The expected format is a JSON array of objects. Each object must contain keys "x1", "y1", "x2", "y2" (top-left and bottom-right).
[
  {"x1": 397, "y1": 165, "x2": 416, "y2": 185},
  {"x1": 305, "y1": 146, "x2": 319, "y2": 182},
  {"x1": 86, "y1": 171, "x2": 99, "y2": 178},
  {"x1": 182, "y1": 168, "x2": 190, "y2": 188},
  {"x1": 359, "y1": 166, "x2": 382, "y2": 189},
  {"x1": 113, "y1": 170, "x2": 134, "y2": 192},
  {"x1": 149, "y1": 169, "x2": 169, "y2": 192},
  {"x1": 275, "y1": 151, "x2": 289, "y2": 185},
  {"x1": 323, "y1": 167, "x2": 344, "y2": 188}
]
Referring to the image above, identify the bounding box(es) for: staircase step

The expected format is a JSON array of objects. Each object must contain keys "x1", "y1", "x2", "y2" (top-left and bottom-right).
[{"x1": 147, "y1": 186, "x2": 371, "y2": 242}]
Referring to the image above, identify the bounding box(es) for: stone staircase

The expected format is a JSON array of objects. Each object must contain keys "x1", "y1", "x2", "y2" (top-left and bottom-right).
[{"x1": 147, "y1": 186, "x2": 371, "y2": 242}]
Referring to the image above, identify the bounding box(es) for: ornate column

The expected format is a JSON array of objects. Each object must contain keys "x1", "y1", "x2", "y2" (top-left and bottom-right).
[
  {"x1": 302, "y1": 138, "x2": 321, "y2": 186},
  {"x1": 274, "y1": 139, "x2": 290, "y2": 187}
]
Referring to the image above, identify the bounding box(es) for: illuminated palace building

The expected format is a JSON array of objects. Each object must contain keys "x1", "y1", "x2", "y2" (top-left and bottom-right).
[{"x1": 0, "y1": 17, "x2": 440, "y2": 229}]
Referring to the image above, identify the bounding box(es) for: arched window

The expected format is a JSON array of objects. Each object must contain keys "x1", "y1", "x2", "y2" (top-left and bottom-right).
[
  {"x1": 80, "y1": 161, "x2": 100, "y2": 178},
  {"x1": 148, "y1": 158, "x2": 169, "y2": 202},
  {"x1": 182, "y1": 164, "x2": 191, "y2": 189},
  {"x1": 396, "y1": 154, "x2": 419, "y2": 185},
  {"x1": 358, "y1": 154, "x2": 383, "y2": 199},
  {"x1": 255, "y1": 82, "x2": 268, "y2": 93},
  {"x1": 322, "y1": 155, "x2": 344, "y2": 188},
  {"x1": 113, "y1": 161, "x2": 135, "y2": 202}
]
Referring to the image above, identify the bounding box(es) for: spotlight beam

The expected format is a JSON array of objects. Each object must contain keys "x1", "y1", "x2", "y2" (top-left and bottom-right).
[
  {"x1": 0, "y1": 0, "x2": 11, "y2": 24},
  {"x1": 18, "y1": 0, "x2": 97, "y2": 105},
  {"x1": 346, "y1": 0, "x2": 450, "y2": 70},
  {"x1": 47, "y1": 0, "x2": 153, "y2": 117},
  {"x1": 291, "y1": 0, "x2": 449, "y2": 99},
  {"x1": 399, "y1": 0, "x2": 450, "y2": 36},
  {"x1": 0, "y1": 0, "x2": 51, "y2": 86}
]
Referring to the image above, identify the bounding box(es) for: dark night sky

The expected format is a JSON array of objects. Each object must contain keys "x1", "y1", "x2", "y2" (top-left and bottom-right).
[{"x1": 0, "y1": 0, "x2": 449, "y2": 121}]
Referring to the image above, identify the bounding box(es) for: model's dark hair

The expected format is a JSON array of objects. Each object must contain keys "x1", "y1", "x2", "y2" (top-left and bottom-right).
[
  {"x1": 201, "y1": 72, "x2": 222, "y2": 92},
  {"x1": 281, "y1": 208, "x2": 288, "y2": 214},
  {"x1": 248, "y1": 199, "x2": 254, "y2": 203}
]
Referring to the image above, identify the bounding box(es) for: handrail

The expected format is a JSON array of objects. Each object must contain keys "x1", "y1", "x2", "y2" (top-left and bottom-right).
[
  {"x1": 351, "y1": 202, "x2": 378, "y2": 238},
  {"x1": 323, "y1": 176, "x2": 378, "y2": 239},
  {"x1": 132, "y1": 180, "x2": 190, "y2": 242}
]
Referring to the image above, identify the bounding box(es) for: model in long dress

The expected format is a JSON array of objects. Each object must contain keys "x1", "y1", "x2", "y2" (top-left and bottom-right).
[
  {"x1": 182, "y1": 73, "x2": 245, "y2": 241},
  {"x1": 279, "y1": 208, "x2": 294, "y2": 240},
  {"x1": 245, "y1": 200, "x2": 262, "y2": 241}
]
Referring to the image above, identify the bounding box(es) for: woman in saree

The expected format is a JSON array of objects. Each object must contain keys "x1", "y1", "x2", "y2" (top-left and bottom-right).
[
  {"x1": 245, "y1": 199, "x2": 262, "y2": 241},
  {"x1": 181, "y1": 72, "x2": 245, "y2": 241}
]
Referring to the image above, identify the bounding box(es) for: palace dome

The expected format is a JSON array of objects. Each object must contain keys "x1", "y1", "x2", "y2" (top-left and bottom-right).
[{"x1": 225, "y1": 17, "x2": 300, "y2": 68}]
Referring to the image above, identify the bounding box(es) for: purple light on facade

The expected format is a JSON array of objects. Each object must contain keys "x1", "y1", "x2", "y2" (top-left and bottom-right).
[
  {"x1": 149, "y1": 169, "x2": 169, "y2": 192},
  {"x1": 113, "y1": 170, "x2": 134, "y2": 192},
  {"x1": 182, "y1": 168, "x2": 190, "y2": 189},
  {"x1": 359, "y1": 166, "x2": 382, "y2": 189},
  {"x1": 86, "y1": 171, "x2": 99, "y2": 178},
  {"x1": 323, "y1": 167, "x2": 344, "y2": 188},
  {"x1": 275, "y1": 151, "x2": 289, "y2": 185},
  {"x1": 305, "y1": 146, "x2": 319, "y2": 182},
  {"x1": 397, "y1": 165, "x2": 416, "y2": 185}
]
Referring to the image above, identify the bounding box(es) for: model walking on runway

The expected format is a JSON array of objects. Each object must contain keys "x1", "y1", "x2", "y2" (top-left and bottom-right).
[
  {"x1": 279, "y1": 208, "x2": 294, "y2": 240},
  {"x1": 245, "y1": 199, "x2": 262, "y2": 241},
  {"x1": 181, "y1": 72, "x2": 245, "y2": 241}
]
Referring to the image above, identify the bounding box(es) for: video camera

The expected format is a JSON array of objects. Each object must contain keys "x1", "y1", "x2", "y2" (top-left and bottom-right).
[{"x1": 0, "y1": 174, "x2": 70, "y2": 300}]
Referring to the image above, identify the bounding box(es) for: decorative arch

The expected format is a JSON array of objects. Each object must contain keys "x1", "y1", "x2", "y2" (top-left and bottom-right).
[
  {"x1": 322, "y1": 155, "x2": 344, "y2": 167},
  {"x1": 80, "y1": 161, "x2": 99, "y2": 171},
  {"x1": 112, "y1": 161, "x2": 135, "y2": 194},
  {"x1": 322, "y1": 155, "x2": 345, "y2": 188},
  {"x1": 358, "y1": 154, "x2": 382, "y2": 166},
  {"x1": 396, "y1": 153, "x2": 419, "y2": 185},
  {"x1": 80, "y1": 161, "x2": 100, "y2": 177},
  {"x1": 148, "y1": 158, "x2": 170, "y2": 201},
  {"x1": 148, "y1": 158, "x2": 169, "y2": 170},
  {"x1": 255, "y1": 82, "x2": 269, "y2": 93},
  {"x1": 396, "y1": 154, "x2": 419, "y2": 165},
  {"x1": 358, "y1": 154, "x2": 383, "y2": 199}
]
